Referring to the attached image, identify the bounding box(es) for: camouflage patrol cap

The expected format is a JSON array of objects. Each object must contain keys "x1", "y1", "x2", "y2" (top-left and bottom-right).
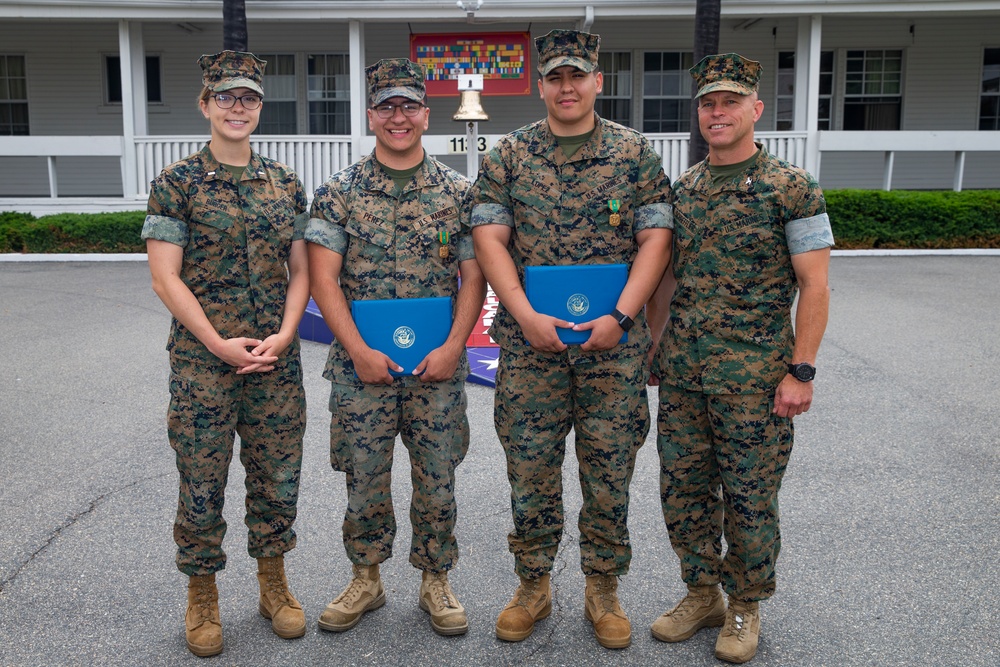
[
  {"x1": 198, "y1": 50, "x2": 266, "y2": 96},
  {"x1": 535, "y1": 29, "x2": 600, "y2": 76},
  {"x1": 366, "y1": 58, "x2": 427, "y2": 106},
  {"x1": 690, "y1": 53, "x2": 762, "y2": 98}
]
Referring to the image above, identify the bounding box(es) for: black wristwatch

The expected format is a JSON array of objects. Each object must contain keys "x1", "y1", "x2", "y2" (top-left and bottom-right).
[
  {"x1": 787, "y1": 362, "x2": 816, "y2": 382},
  {"x1": 611, "y1": 308, "x2": 634, "y2": 332}
]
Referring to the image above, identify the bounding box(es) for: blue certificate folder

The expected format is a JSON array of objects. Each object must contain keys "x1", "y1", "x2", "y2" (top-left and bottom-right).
[
  {"x1": 524, "y1": 264, "x2": 628, "y2": 345},
  {"x1": 351, "y1": 296, "x2": 453, "y2": 376}
]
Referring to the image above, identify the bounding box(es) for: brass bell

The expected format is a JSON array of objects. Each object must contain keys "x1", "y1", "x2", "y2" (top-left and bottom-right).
[{"x1": 452, "y1": 89, "x2": 490, "y2": 121}]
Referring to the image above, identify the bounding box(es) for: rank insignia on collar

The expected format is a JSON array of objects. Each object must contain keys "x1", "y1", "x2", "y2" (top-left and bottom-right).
[{"x1": 746, "y1": 177, "x2": 752, "y2": 187}]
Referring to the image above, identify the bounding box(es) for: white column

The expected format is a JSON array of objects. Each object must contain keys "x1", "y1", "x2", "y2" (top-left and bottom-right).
[
  {"x1": 349, "y1": 20, "x2": 366, "y2": 162},
  {"x1": 118, "y1": 20, "x2": 140, "y2": 199},
  {"x1": 800, "y1": 15, "x2": 823, "y2": 178},
  {"x1": 128, "y1": 22, "x2": 148, "y2": 136}
]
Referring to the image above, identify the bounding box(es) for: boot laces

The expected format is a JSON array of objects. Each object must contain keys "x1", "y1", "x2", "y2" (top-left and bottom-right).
[
  {"x1": 722, "y1": 604, "x2": 754, "y2": 640},
  {"x1": 514, "y1": 578, "x2": 541, "y2": 611},
  {"x1": 594, "y1": 576, "x2": 618, "y2": 613},
  {"x1": 668, "y1": 589, "x2": 711, "y2": 619},
  {"x1": 426, "y1": 573, "x2": 459, "y2": 609},
  {"x1": 263, "y1": 566, "x2": 293, "y2": 605},
  {"x1": 334, "y1": 571, "x2": 371, "y2": 606},
  {"x1": 192, "y1": 579, "x2": 217, "y2": 621}
]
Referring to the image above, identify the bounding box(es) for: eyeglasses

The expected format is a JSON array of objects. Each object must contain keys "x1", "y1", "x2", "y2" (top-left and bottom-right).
[
  {"x1": 372, "y1": 102, "x2": 425, "y2": 119},
  {"x1": 211, "y1": 93, "x2": 262, "y2": 110}
]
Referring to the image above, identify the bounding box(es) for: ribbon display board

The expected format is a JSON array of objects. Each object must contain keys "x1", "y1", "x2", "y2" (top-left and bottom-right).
[{"x1": 411, "y1": 31, "x2": 532, "y2": 96}]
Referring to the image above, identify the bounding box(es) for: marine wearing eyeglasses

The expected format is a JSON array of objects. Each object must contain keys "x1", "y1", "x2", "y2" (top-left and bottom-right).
[
  {"x1": 305, "y1": 57, "x2": 486, "y2": 639},
  {"x1": 372, "y1": 101, "x2": 426, "y2": 118},
  {"x1": 141, "y1": 49, "x2": 309, "y2": 658},
  {"x1": 210, "y1": 93, "x2": 263, "y2": 110}
]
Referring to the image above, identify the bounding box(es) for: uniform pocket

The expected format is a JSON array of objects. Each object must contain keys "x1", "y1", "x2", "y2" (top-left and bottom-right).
[
  {"x1": 327, "y1": 384, "x2": 354, "y2": 474},
  {"x1": 415, "y1": 206, "x2": 462, "y2": 270},
  {"x1": 511, "y1": 181, "x2": 558, "y2": 219},
  {"x1": 722, "y1": 223, "x2": 778, "y2": 276},
  {"x1": 260, "y1": 195, "x2": 296, "y2": 244},
  {"x1": 189, "y1": 202, "x2": 235, "y2": 232}
]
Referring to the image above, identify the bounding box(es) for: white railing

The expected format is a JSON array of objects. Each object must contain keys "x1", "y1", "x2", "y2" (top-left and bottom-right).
[
  {"x1": 133, "y1": 135, "x2": 353, "y2": 198},
  {"x1": 0, "y1": 136, "x2": 124, "y2": 197},
  {"x1": 816, "y1": 130, "x2": 1000, "y2": 192},
  {"x1": 646, "y1": 134, "x2": 690, "y2": 182},
  {"x1": 645, "y1": 131, "x2": 809, "y2": 181},
  {"x1": 4, "y1": 130, "x2": 999, "y2": 202}
]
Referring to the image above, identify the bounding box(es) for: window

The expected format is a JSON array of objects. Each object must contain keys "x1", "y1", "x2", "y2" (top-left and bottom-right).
[
  {"x1": 255, "y1": 53, "x2": 297, "y2": 134},
  {"x1": 843, "y1": 49, "x2": 901, "y2": 131},
  {"x1": 105, "y1": 55, "x2": 162, "y2": 104},
  {"x1": 775, "y1": 51, "x2": 795, "y2": 131},
  {"x1": 980, "y1": 48, "x2": 1000, "y2": 130},
  {"x1": 817, "y1": 51, "x2": 835, "y2": 130},
  {"x1": 776, "y1": 50, "x2": 835, "y2": 131},
  {"x1": 308, "y1": 54, "x2": 350, "y2": 134},
  {"x1": 0, "y1": 54, "x2": 28, "y2": 135},
  {"x1": 595, "y1": 51, "x2": 632, "y2": 127},
  {"x1": 642, "y1": 51, "x2": 693, "y2": 133}
]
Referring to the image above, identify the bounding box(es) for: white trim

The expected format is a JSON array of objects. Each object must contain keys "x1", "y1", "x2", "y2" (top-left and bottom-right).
[{"x1": 2, "y1": 1, "x2": 1000, "y2": 21}]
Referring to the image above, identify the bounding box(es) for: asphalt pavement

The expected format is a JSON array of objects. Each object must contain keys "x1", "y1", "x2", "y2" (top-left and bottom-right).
[{"x1": 0, "y1": 256, "x2": 997, "y2": 667}]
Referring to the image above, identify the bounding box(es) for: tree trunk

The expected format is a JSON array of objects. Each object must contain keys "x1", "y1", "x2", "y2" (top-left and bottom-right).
[
  {"x1": 223, "y1": 0, "x2": 249, "y2": 51},
  {"x1": 688, "y1": 0, "x2": 721, "y2": 167}
]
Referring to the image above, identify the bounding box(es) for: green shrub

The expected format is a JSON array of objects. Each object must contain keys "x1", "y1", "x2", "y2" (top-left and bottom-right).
[
  {"x1": 827, "y1": 189, "x2": 1000, "y2": 249},
  {"x1": 0, "y1": 212, "x2": 36, "y2": 253},
  {"x1": 2, "y1": 191, "x2": 1000, "y2": 252},
  {"x1": 0, "y1": 211, "x2": 145, "y2": 253}
]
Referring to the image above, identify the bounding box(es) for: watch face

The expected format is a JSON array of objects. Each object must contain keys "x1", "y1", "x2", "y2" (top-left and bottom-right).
[{"x1": 793, "y1": 364, "x2": 816, "y2": 381}]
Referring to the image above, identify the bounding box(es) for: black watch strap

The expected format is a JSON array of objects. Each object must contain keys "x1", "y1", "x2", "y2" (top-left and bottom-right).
[{"x1": 611, "y1": 308, "x2": 634, "y2": 332}]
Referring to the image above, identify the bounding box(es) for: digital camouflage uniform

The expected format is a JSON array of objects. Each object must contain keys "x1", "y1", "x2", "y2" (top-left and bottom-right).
[
  {"x1": 142, "y1": 143, "x2": 309, "y2": 577},
  {"x1": 305, "y1": 150, "x2": 473, "y2": 573},
  {"x1": 467, "y1": 115, "x2": 673, "y2": 579},
  {"x1": 653, "y1": 140, "x2": 834, "y2": 601}
]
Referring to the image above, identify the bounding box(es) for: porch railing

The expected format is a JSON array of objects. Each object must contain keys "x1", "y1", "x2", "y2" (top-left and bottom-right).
[
  {"x1": 3, "y1": 130, "x2": 997, "y2": 202},
  {"x1": 133, "y1": 135, "x2": 353, "y2": 198},
  {"x1": 645, "y1": 132, "x2": 809, "y2": 182}
]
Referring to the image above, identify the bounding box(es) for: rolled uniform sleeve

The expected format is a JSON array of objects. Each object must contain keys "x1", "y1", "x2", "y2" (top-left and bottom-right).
[
  {"x1": 785, "y1": 174, "x2": 834, "y2": 254},
  {"x1": 305, "y1": 182, "x2": 350, "y2": 255},
  {"x1": 633, "y1": 141, "x2": 674, "y2": 233},
  {"x1": 142, "y1": 172, "x2": 190, "y2": 246},
  {"x1": 465, "y1": 145, "x2": 515, "y2": 229},
  {"x1": 142, "y1": 215, "x2": 188, "y2": 246},
  {"x1": 786, "y1": 213, "x2": 834, "y2": 255}
]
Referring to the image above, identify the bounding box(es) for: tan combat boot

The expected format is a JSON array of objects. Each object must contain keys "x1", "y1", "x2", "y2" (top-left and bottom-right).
[
  {"x1": 419, "y1": 571, "x2": 468, "y2": 636},
  {"x1": 715, "y1": 598, "x2": 761, "y2": 664},
  {"x1": 583, "y1": 574, "x2": 631, "y2": 649},
  {"x1": 318, "y1": 564, "x2": 385, "y2": 632},
  {"x1": 651, "y1": 583, "x2": 726, "y2": 642},
  {"x1": 185, "y1": 573, "x2": 223, "y2": 657},
  {"x1": 495, "y1": 574, "x2": 552, "y2": 642},
  {"x1": 256, "y1": 556, "x2": 306, "y2": 639}
]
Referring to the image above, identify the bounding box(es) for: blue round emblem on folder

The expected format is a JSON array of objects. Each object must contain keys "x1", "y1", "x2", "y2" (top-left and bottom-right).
[
  {"x1": 567, "y1": 293, "x2": 590, "y2": 316},
  {"x1": 393, "y1": 326, "x2": 416, "y2": 349}
]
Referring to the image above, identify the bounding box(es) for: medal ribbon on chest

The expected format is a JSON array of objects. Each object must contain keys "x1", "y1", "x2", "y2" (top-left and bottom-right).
[
  {"x1": 438, "y1": 230, "x2": 450, "y2": 259},
  {"x1": 608, "y1": 199, "x2": 621, "y2": 227}
]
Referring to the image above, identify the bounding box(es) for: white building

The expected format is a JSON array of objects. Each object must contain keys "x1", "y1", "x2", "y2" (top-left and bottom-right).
[{"x1": 1, "y1": 0, "x2": 998, "y2": 213}]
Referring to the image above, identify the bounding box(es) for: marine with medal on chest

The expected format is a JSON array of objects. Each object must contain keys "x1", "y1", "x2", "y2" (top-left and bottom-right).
[
  {"x1": 305, "y1": 58, "x2": 486, "y2": 638},
  {"x1": 466, "y1": 29, "x2": 673, "y2": 651}
]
